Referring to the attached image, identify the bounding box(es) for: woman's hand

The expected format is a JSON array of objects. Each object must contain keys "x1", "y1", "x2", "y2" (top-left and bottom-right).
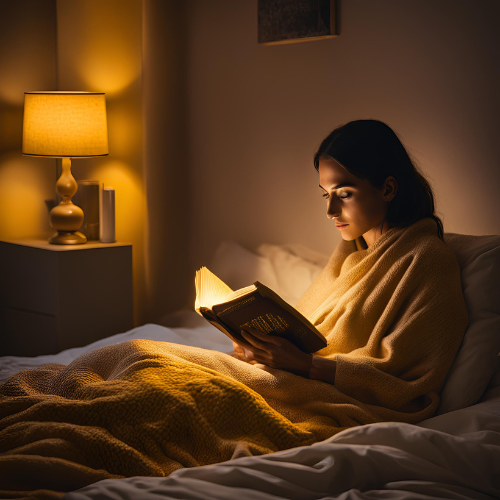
[
  {"x1": 229, "y1": 341, "x2": 261, "y2": 365},
  {"x1": 232, "y1": 327, "x2": 312, "y2": 377},
  {"x1": 226, "y1": 347, "x2": 259, "y2": 364}
]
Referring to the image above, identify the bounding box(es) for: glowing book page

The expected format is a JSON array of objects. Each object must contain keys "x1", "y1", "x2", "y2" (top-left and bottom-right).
[
  {"x1": 195, "y1": 267, "x2": 257, "y2": 312},
  {"x1": 194, "y1": 267, "x2": 327, "y2": 353}
]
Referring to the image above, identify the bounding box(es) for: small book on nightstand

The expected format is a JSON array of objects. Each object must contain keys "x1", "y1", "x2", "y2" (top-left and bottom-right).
[{"x1": 194, "y1": 267, "x2": 327, "y2": 353}]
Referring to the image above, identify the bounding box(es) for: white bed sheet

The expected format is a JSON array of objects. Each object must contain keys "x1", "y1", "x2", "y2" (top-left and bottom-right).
[
  {"x1": 1, "y1": 319, "x2": 499, "y2": 500},
  {"x1": 0, "y1": 315, "x2": 234, "y2": 384}
]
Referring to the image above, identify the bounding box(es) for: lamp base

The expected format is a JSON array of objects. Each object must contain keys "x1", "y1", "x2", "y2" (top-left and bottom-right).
[{"x1": 49, "y1": 231, "x2": 87, "y2": 245}]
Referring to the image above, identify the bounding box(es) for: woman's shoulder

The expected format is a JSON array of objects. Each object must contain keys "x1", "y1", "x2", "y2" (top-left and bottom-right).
[{"x1": 411, "y1": 229, "x2": 462, "y2": 278}]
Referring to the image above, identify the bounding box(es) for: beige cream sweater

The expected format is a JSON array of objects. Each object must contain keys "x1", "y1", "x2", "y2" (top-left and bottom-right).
[{"x1": 295, "y1": 217, "x2": 468, "y2": 414}]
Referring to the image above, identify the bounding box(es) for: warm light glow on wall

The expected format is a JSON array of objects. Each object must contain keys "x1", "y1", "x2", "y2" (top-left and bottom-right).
[
  {"x1": 57, "y1": 0, "x2": 142, "y2": 96},
  {"x1": 0, "y1": 154, "x2": 53, "y2": 239},
  {"x1": 22, "y1": 92, "x2": 108, "y2": 157},
  {"x1": 79, "y1": 43, "x2": 140, "y2": 96}
]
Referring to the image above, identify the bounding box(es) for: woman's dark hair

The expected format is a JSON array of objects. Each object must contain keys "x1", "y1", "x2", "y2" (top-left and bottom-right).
[{"x1": 314, "y1": 119, "x2": 444, "y2": 240}]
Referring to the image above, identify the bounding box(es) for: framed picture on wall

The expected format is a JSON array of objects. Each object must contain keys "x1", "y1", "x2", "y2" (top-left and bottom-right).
[{"x1": 258, "y1": 0, "x2": 338, "y2": 45}]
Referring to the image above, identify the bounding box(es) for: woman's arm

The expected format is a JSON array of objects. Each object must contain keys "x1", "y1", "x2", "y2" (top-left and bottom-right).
[
  {"x1": 309, "y1": 355, "x2": 337, "y2": 384},
  {"x1": 230, "y1": 327, "x2": 337, "y2": 384}
]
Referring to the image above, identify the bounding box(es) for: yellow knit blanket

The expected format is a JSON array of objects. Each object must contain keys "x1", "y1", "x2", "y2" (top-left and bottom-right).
[{"x1": 0, "y1": 217, "x2": 468, "y2": 499}]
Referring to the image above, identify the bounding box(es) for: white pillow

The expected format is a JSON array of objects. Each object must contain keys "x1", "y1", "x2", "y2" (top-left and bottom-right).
[
  {"x1": 209, "y1": 240, "x2": 279, "y2": 292},
  {"x1": 437, "y1": 233, "x2": 500, "y2": 414},
  {"x1": 276, "y1": 243, "x2": 330, "y2": 268},
  {"x1": 209, "y1": 240, "x2": 327, "y2": 307},
  {"x1": 255, "y1": 243, "x2": 326, "y2": 306}
]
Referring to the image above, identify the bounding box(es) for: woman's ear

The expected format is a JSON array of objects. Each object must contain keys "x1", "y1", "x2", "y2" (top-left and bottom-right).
[{"x1": 383, "y1": 176, "x2": 398, "y2": 201}]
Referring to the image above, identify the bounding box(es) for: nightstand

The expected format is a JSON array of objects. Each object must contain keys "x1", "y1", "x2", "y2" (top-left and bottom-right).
[{"x1": 0, "y1": 239, "x2": 134, "y2": 357}]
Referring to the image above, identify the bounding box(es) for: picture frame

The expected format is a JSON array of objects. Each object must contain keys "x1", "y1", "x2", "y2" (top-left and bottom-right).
[{"x1": 258, "y1": 0, "x2": 338, "y2": 46}]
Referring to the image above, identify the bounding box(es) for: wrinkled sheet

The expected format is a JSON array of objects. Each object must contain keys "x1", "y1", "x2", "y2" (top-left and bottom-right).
[
  {"x1": 0, "y1": 319, "x2": 234, "y2": 384},
  {"x1": 65, "y1": 386, "x2": 500, "y2": 500}
]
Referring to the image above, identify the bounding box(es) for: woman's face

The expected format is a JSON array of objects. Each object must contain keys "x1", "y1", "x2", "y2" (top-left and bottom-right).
[{"x1": 318, "y1": 158, "x2": 397, "y2": 247}]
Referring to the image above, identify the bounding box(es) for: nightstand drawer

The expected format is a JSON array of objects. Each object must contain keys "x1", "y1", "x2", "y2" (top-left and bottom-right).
[
  {"x1": 0, "y1": 239, "x2": 133, "y2": 356},
  {"x1": 0, "y1": 243, "x2": 58, "y2": 315},
  {"x1": 0, "y1": 307, "x2": 58, "y2": 356}
]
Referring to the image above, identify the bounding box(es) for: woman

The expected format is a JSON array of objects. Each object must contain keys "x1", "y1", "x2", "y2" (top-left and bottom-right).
[
  {"x1": 0, "y1": 120, "x2": 468, "y2": 497},
  {"x1": 231, "y1": 119, "x2": 456, "y2": 390}
]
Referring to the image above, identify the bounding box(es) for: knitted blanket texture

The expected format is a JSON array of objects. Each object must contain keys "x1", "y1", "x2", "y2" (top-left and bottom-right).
[{"x1": 0, "y1": 218, "x2": 468, "y2": 499}]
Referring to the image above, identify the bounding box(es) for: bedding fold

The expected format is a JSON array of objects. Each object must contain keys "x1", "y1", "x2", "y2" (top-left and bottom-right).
[{"x1": 0, "y1": 217, "x2": 468, "y2": 499}]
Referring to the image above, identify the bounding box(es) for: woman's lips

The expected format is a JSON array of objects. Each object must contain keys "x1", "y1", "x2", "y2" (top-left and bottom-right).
[{"x1": 336, "y1": 224, "x2": 349, "y2": 230}]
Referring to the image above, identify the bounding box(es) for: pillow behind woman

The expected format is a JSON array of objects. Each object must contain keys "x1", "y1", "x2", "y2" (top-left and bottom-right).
[{"x1": 437, "y1": 233, "x2": 500, "y2": 414}]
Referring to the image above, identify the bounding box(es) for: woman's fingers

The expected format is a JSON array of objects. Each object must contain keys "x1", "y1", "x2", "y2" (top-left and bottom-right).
[
  {"x1": 233, "y1": 345, "x2": 245, "y2": 358},
  {"x1": 232, "y1": 336, "x2": 268, "y2": 363},
  {"x1": 241, "y1": 331, "x2": 273, "y2": 354},
  {"x1": 232, "y1": 327, "x2": 312, "y2": 377},
  {"x1": 242, "y1": 327, "x2": 283, "y2": 346},
  {"x1": 233, "y1": 327, "x2": 288, "y2": 365},
  {"x1": 233, "y1": 343, "x2": 251, "y2": 361},
  {"x1": 234, "y1": 344, "x2": 245, "y2": 354},
  {"x1": 234, "y1": 336, "x2": 257, "y2": 353}
]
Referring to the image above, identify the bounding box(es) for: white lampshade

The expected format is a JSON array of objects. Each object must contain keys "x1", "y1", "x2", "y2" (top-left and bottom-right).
[{"x1": 22, "y1": 91, "x2": 109, "y2": 158}]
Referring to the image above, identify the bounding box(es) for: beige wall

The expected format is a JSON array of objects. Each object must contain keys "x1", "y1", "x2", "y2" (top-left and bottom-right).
[
  {"x1": 2, "y1": 1, "x2": 499, "y2": 321},
  {"x1": 0, "y1": 0, "x2": 57, "y2": 240},
  {"x1": 186, "y1": 0, "x2": 500, "y2": 283},
  {"x1": 56, "y1": 0, "x2": 146, "y2": 324}
]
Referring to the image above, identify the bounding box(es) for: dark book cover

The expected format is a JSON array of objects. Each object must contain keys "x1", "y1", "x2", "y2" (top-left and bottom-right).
[{"x1": 201, "y1": 282, "x2": 327, "y2": 353}]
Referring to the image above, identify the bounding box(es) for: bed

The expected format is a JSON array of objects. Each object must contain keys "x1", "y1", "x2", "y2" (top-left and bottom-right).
[{"x1": 1, "y1": 232, "x2": 500, "y2": 500}]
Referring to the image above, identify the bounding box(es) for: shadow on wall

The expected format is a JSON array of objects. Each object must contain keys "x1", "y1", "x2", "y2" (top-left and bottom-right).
[
  {"x1": 0, "y1": 0, "x2": 57, "y2": 240},
  {"x1": 142, "y1": 0, "x2": 192, "y2": 320}
]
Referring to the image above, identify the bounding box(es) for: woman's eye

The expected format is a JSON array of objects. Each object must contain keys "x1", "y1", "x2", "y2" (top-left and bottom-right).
[{"x1": 322, "y1": 192, "x2": 351, "y2": 199}]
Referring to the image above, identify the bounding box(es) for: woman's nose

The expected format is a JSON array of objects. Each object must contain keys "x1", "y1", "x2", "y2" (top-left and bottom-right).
[{"x1": 326, "y1": 198, "x2": 340, "y2": 219}]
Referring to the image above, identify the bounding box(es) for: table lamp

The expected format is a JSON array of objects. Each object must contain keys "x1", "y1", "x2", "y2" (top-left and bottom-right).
[{"x1": 22, "y1": 91, "x2": 109, "y2": 245}]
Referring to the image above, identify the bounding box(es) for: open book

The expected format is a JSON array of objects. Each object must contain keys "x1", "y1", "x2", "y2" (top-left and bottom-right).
[{"x1": 194, "y1": 267, "x2": 327, "y2": 353}]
